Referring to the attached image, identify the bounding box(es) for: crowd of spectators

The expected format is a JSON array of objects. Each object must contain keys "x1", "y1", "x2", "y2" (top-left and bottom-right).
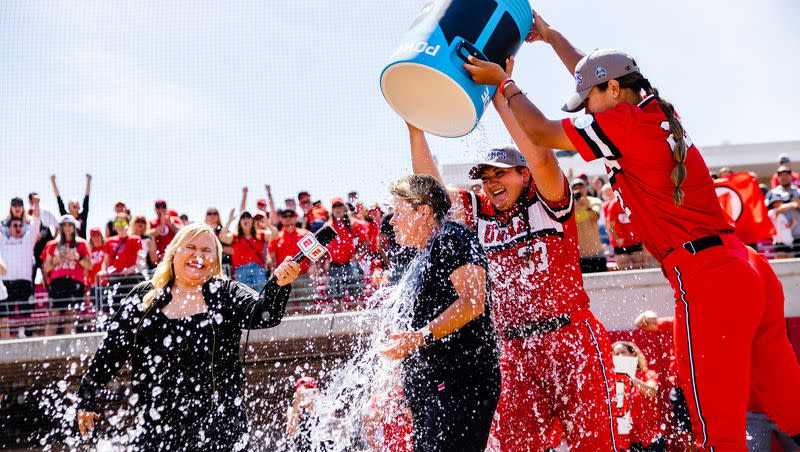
[
  {"x1": 0, "y1": 177, "x2": 413, "y2": 337},
  {"x1": 1, "y1": 153, "x2": 799, "y2": 336}
]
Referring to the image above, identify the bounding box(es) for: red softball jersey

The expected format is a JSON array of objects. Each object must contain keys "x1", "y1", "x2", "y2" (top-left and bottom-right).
[
  {"x1": 562, "y1": 95, "x2": 734, "y2": 262},
  {"x1": 458, "y1": 175, "x2": 590, "y2": 332}
]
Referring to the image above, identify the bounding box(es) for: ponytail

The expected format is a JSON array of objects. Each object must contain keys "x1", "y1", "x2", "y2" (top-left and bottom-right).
[
  {"x1": 648, "y1": 86, "x2": 687, "y2": 205},
  {"x1": 612, "y1": 73, "x2": 688, "y2": 206}
]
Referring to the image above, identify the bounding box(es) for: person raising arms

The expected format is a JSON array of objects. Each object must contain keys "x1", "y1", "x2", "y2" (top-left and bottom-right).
[
  {"x1": 463, "y1": 11, "x2": 800, "y2": 451},
  {"x1": 405, "y1": 54, "x2": 618, "y2": 451}
]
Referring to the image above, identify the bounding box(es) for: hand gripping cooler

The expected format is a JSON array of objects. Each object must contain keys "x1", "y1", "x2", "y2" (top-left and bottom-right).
[{"x1": 380, "y1": 0, "x2": 532, "y2": 137}]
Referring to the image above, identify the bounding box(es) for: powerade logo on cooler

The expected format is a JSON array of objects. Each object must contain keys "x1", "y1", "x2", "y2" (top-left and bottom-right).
[
  {"x1": 481, "y1": 86, "x2": 491, "y2": 108},
  {"x1": 297, "y1": 233, "x2": 328, "y2": 261},
  {"x1": 391, "y1": 41, "x2": 441, "y2": 58}
]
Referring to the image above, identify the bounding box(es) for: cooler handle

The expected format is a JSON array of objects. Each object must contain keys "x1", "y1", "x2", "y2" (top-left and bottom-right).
[{"x1": 456, "y1": 39, "x2": 488, "y2": 65}]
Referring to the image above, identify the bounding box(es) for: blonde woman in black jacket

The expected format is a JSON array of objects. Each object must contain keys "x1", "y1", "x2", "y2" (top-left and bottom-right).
[{"x1": 76, "y1": 222, "x2": 300, "y2": 451}]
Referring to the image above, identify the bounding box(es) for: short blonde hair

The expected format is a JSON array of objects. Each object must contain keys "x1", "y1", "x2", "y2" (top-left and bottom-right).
[
  {"x1": 142, "y1": 223, "x2": 225, "y2": 308},
  {"x1": 389, "y1": 174, "x2": 451, "y2": 222}
]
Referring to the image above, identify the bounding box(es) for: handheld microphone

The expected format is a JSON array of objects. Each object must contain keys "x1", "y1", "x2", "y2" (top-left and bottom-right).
[
  {"x1": 290, "y1": 225, "x2": 338, "y2": 264},
  {"x1": 267, "y1": 225, "x2": 337, "y2": 283}
]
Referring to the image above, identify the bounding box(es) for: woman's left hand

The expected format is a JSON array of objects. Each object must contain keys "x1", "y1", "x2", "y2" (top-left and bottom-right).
[
  {"x1": 380, "y1": 331, "x2": 424, "y2": 361},
  {"x1": 463, "y1": 55, "x2": 508, "y2": 87},
  {"x1": 274, "y1": 257, "x2": 301, "y2": 286}
]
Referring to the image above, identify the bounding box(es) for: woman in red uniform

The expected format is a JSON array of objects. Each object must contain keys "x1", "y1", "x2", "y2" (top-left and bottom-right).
[
  {"x1": 464, "y1": 12, "x2": 800, "y2": 451},
  {"x1": 406, "y1": 60, "x2": 619, "y2": 449}
]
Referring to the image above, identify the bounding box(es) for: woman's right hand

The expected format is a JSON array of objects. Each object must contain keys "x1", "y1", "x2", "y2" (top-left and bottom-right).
[
  {"x1": 527, "y1": 10, "x2": 552, "y2": 43},
  {"x1": 77, "y1": 409, "x2": 100, "y2": 439}
]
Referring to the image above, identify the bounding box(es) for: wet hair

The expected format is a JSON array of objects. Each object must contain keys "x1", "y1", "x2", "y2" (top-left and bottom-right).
[
  {"x1": 389, "y1": 174, "x2": 451, "y2": 222},
  {"x1": 597, "y1": 71, "x2": 687, "y2": 205}
]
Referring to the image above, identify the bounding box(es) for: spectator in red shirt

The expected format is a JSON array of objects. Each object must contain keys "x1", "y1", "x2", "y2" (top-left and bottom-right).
[
  {"x1": 268, "y1": 209, "x2": 310, "y2": 274},
  {"x1": 324, "y1": 198, "x2": 367, "y2": 305},
  {"x1": 770, "y1": 154, "x2": 800, "y2": 189},
  {"x1": 101, "y1": 212, "x2": 145, "y2": 308},
  {"x1": 219, "y1": 210, "x2": 269, "y2": 292},
  {"x1": 634, "y1": 311, "x2": 694, "y2": 450},
  {"x1": 612, "y1": 341, "x2": 668, "y2": 451},
  {"x1": 86, "y1": 228, "x2": 105, "y2": 288},
  {"x1": 364, "y1": 205, "x2": 385, "y2": 260},
  {"x1": 41, "y1": 215, "x2": 92, "y2": 335},
  {"x1": 105, "y1": 200, "x2": 129, "y2": 238},
  {"x1": 603, "y1": 189, "x2": 647, "y2": 270},
  {"x1": 149, "y1": 200, "x2": 183, "y2": 263},
  {"x1": 253, "y1": 210, "x2": 278, "y2": 244}
]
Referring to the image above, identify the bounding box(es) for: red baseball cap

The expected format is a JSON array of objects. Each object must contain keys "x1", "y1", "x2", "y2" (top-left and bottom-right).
[
  {"x1": 89, "y1": 227, "x2": 103, "y2": 236},
  {"x1": 154, "y1": 200, "x2": 167, "y2": 208},
  {"x1": 331, "y1": 197, "x2": 345, "y2": 206},
  {"x1": 256, "y1": 198, "x2": 267, "y2": 206}
]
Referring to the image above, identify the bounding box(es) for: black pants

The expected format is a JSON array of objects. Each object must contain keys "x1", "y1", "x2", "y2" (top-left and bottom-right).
[
  {"x1": 629, "y1": 436, "x2": 666, "y2": 451},
  {"x1": 410, "y1": 376, "x2": 500, "y2": 452},
  {"x1": 48, "y1": 277, "x2": 85, "y2": 312},
  {"x1": 1, "y1": 280, "x2": 33, "y2": 317},
  {"x1": 580, "y1": 256, "x2": 608, "y2": 273},
  {"x1": 670, "y1": 386, "x2": 692, "y2": 433}
]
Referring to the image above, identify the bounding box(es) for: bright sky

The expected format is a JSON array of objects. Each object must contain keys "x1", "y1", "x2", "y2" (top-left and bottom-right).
[{"x1": 2, "y1": 0, "x2": 799, "y2": 229}]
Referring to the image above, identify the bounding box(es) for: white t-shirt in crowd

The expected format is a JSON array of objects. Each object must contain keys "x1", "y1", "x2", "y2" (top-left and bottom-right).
[{"x1": 0, "y1": 217, "x2": 41, "y2": 282}]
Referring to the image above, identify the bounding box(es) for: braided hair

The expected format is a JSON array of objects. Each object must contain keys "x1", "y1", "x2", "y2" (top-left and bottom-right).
[{"x1": 598, "y1": 72, "x2": 688, "y2": 205}]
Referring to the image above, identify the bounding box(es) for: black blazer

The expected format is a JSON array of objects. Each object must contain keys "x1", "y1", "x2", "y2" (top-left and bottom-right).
[{"x1": 77, "y1": 277, "x2": 290, "y2": 449}]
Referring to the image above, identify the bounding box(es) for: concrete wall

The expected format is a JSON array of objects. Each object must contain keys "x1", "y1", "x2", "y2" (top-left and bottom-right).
[{"x1": 2, "y1": 258, "x2": 799, "y2": 365}]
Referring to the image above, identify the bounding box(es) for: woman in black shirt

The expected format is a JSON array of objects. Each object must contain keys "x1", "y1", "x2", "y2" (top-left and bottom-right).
[
  {"x1": 76, "y1": 222, "x2": 301, "y2": 450},
  {"x1": 381, "y1": 174, "x2": 500, "y2": 452},
  {"x1": 50, "y1": 174, "x2": 91, "y2": 239}
]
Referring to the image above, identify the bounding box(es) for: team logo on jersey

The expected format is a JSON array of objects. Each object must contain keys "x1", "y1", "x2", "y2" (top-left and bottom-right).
[
  {"x1": 574, "y1": 114, "x2": 594, "y2": 130},
  {"x1": 595, "y1": 66, "x2": 607, "y2": 80},
  {"x1": 574, "y1": 72, "x2": 583, "y2": 86}
]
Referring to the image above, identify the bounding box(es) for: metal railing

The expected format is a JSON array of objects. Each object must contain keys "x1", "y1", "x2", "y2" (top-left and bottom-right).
[{"x1": 3, "y1": 244, "x2": 799, "y2": 340}]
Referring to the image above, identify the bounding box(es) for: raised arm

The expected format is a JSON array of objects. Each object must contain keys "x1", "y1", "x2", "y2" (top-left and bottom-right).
[
  {"x1": 240, "y1": 187, "x2": 248, "y2": 213},
  {"x1": 465, "y1": 57, "x2": 574, "y2": 151},
  {"x1": 493, "y1": 57, "x2": 565, "y2": 202},
  {"x1": 85, "y1": 174, "x2": 92, "y2": 196},
  {"x1": 528, "y1": 11, "x2": 585, "y2": 74},
  {"x1": 218, "y1": 209, "x2": 236, "y2": 245},
  {"x1": 51, "y1": 175, "x2": 67, "y2": 215},
  {"x1": 406, "y1": 123, "x2": 467, "y2": 222},
  {"x1": 406, "y1": 123, "x2": 443, "y2": 182}
]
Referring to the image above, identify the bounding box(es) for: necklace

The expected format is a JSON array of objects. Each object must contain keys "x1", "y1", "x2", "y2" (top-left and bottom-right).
[{"x1": 173, "y1": 284, "x2": 202, "y2": 295}]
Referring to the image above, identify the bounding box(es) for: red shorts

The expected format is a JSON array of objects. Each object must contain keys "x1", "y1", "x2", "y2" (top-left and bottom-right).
[
  {"x1": 491, "y1": 309, "x2": 619, "y2": 451},
  {"x1": 664, "y1": 233, "x2": 800, "y2": 451}
]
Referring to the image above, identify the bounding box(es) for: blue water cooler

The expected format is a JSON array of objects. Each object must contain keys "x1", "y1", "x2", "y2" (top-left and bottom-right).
[{"x1": 380, "y1": 0, "x2": 532, "y2": 137}]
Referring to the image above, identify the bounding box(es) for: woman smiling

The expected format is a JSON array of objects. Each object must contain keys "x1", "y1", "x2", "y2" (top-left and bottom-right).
[{"x1": 76, "y1": 222, "x2": 300, "y2": 450}]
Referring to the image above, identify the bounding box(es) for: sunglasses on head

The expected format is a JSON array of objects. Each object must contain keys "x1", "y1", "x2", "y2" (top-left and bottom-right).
[{"x1": 206, "y1": 211, "x2": 219, "y2": 216}]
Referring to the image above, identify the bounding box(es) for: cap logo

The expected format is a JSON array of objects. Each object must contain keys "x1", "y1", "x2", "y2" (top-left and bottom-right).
[
  {"x1": 487, "y1": 150, "x2": 508, "y2": 160},
  {"x1": 595, "y1": 66, "x2": 607, "y2": 80},
  {"x1": 575, "y1": 73, "x2": 583, "y2": 86}
]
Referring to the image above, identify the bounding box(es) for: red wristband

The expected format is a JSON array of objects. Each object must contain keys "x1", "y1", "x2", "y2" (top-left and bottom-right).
[{"x1": 499, "y1": 78, "x2": 515, "y2": 95}]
